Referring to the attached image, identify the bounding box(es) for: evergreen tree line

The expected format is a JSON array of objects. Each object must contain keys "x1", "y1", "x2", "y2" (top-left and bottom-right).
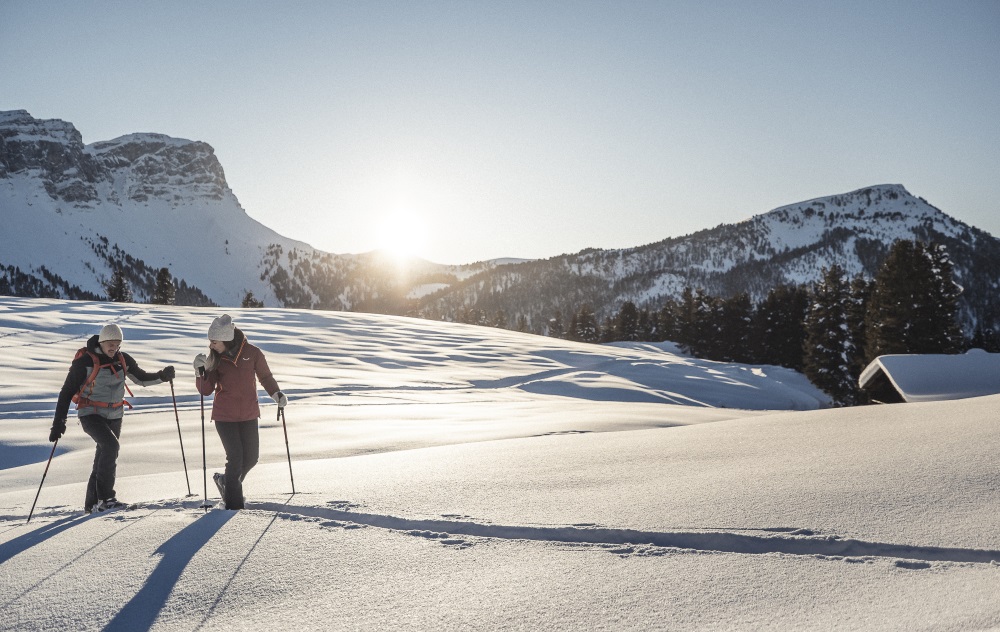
[
  {"x1": 105, "y1": 266, "x2": 213, "y2": 307},
  {"x1": 1, "y1": 264, "x2": 102, "y2": 301},
  {"x1": 545, "y1": 240, "x2": 995, "y2": 405}
]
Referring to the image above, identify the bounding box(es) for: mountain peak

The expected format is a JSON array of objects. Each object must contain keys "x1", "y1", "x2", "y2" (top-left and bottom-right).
[
  {"x1": 88, "y1": 132, "x2": 200, "y2": 153},
  {"x1": 0, "y1": 109, "x2": 82, "y2": 147}
]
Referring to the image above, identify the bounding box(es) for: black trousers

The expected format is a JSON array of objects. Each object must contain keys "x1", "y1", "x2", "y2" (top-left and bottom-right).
[
  {"x1": 214, "y1": 419, "x2": 259, "y2": 509},
  {"x1": 80, "y1": 414, "x2": 123, "y2": 509}
]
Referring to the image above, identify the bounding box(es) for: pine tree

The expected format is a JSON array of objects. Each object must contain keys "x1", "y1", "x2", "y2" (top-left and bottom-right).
[
  {"x1": 151, "y1": 267, "x2": 176, "y2": 305},
  {"x1": 574, "y1": 304, "x2": 600, "y2": 343},
  {"x1": 637, "y1": 308, "x2": 654, "y2": 341},
  {"x1": 718, "y1": 293, "x2": 752, "y2": 362},
  {"x1": 804, "y1": 265, "x2": 857, "y2": 405},
  {"x1": 567, "y1": 311, "x2": 580, "y2": 342},
  {"x1": 656, "y1": 299, "x2": 679, "y2": 342},
  {"x1": 516, "y1": 314, "x2": 529, "y2": 332},
  {"x1": 241, "y1": 290, "x2": 264, "y2": 308},
  {"x1": 846, "y1": 274, "x2": 872, "y2": 376},
  {"x1": 751, "y1": 284, "x2": 809, "y2": 370},
  {"x1": 675, "y1": 287, "x2": 699, "y2": 354},
  {"x1": 688, "y1": 289, "x2": 721, "y2": 359},
  {"x1": 922, "y1": 242, "x2": 963, "y2": 352},
  {"x1": 548, "y1": 310, "x2": 565, "y2": 339},
  {"x1": 105, "y1": 268, "x2": 133, "y2": 303},
  {"x1": 865, "y1": 240, "x2": 963, "y2": 360},
  {"x1": 615, "y1": 301, "x2": 640, "y2": 342}
]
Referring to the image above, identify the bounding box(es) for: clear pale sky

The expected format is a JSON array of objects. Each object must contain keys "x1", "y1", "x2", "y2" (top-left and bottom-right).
[{"x1": 2, "y1": 1, "x2": 998, "y2": 264}]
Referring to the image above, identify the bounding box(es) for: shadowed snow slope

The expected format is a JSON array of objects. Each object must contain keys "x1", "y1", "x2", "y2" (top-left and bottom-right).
[{"x1": 1, "y1": 297, "x2": 997, "y2": 631}]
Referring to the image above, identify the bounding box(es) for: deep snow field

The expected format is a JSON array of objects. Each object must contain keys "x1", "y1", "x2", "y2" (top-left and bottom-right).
[{"x1": 1, "y1": 297, "x2": 998, "y2": 631}]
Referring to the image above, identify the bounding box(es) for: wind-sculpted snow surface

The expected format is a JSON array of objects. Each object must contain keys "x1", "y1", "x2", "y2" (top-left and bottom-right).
[{"x1": 1, "y1": 297, "x2": 998, "y2": 631}]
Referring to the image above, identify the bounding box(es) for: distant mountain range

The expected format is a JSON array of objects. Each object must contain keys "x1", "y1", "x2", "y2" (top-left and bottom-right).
[{"x1": 3, "y1": 109, "x2": 999, "y2": 334}]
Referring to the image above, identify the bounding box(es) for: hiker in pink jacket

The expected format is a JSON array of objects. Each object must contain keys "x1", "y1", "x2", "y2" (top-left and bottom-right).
[{"x1": 194, "y1": 314, "x2": 286, "y2": 509}]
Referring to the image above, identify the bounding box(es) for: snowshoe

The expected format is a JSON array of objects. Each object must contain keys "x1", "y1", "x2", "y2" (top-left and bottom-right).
[{"x1": 93, "y1": 498, "x2": 135, "y2": 513}]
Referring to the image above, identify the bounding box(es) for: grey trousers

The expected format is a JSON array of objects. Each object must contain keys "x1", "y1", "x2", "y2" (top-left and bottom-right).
[{"x1": 214, "y1": 419, "x2": 259, "y2": 509}]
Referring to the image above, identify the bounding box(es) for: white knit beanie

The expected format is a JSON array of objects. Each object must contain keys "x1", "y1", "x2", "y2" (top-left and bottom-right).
[
  {"x1": 208, "y1": 314, "x2": 235, "y2": 341},
  {"x1": 98, "y1": 323, "x2": 124, "y2": 342}
]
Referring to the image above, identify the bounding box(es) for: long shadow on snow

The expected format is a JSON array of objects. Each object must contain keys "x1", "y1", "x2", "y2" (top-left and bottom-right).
[
  {"x1": 0, "y1": 514, "x2": 88, "y2": 566},
  {"x1": 102, "y1": 510, "x2": 235, "y2": 632}
]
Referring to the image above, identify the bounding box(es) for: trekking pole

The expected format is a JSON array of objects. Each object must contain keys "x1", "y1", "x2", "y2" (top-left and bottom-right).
[
  {"x1": 198, "y1": 368, "x2": 212, "y2": 511},
  {"x1": 27, "y1": 440, "x2": 58, "y2": 524},
  {"x1": 169, "y1": 380, "x2": 193, "y2": 496},
  {"x1": 278, "y1": 407, "x2": 296, "y2": 494}
]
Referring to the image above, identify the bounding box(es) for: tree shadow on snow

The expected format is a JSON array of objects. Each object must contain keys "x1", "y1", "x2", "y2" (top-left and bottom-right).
[{"x1": 102, "y1": 510, "x2": 236, "y2": 632}]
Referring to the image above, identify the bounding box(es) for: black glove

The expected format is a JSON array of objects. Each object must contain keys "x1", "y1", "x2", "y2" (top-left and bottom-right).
[
  {"x1": 160, "y1": 366, "x2": 176, "y2": 381},
  {"x1": 49, "y1": 419, "x2": 66, "y2": 442}
]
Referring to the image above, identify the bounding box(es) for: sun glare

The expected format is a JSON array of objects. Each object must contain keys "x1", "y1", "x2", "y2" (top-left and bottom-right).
[{"x1": 376, "y1": 209, "x2": 428, "y2": 260}]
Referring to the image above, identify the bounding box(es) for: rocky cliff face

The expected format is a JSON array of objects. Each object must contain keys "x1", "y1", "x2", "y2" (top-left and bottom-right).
[
  {"x1": 0, "y1": 110, "x2": 99, "y2": 203},
  {"x1": 0, "y1": 110, "x2": 293, "y2": 305},
  {"x1": 89, "y1": 134, "x2": 228, "y2": 203},
  {"x1": 0, "y1": 111, "x2": 228, "y2": 206}
]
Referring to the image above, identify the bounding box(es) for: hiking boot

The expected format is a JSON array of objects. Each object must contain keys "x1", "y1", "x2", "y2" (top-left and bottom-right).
[{"x1": 213, "y1": 472, "x2": 226, "y2": 499}]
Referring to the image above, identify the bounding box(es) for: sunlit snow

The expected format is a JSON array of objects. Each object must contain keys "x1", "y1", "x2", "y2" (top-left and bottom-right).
[{"x1": 1, "y1": 297, "x2": 998, "y2": 631}]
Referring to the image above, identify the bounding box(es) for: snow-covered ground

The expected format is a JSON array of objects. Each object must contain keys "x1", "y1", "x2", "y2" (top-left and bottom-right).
[{"x1": 1, "y1": 297, "x2": 997, "y2": 631}]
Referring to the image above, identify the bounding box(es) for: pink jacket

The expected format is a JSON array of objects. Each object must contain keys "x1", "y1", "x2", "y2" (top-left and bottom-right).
[{"x1": 196, "y1": 335, "x2": 279, "y2": 422}]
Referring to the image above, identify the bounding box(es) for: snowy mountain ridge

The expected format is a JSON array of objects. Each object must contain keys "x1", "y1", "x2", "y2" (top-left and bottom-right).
[
  {"x1": 0, "y1": 110, "x2": 498, "y2": 308},
  {"x1": 417, "y1": 183, "x2": 1000, "y2": 334},
  {"x1": 2, "y1": 110, "x2": 998, "y2": 334}
]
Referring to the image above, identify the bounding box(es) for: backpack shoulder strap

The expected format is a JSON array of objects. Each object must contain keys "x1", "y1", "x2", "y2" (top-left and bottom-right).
[{"x1": 72, "y1": 349, "x2": 102, "y2": 404}]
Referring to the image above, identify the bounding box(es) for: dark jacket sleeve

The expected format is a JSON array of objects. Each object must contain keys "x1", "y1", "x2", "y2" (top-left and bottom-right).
[
  {"x1": 123, "y1": 353, "x2": 164, "y2": 386},
  {"x1": 54, "y1": 358, "x2": 90, "y2": 421}
]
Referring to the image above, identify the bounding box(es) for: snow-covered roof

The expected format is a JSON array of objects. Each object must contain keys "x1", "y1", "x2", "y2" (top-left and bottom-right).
[{"x1": 859, "y1": 349, "x2": 1000, "y2": 403}]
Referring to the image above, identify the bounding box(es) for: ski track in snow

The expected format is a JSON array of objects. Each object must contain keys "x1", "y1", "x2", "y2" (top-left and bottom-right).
[{"x1": 7, "y1": 498, "x2": 999, "y2": 570}]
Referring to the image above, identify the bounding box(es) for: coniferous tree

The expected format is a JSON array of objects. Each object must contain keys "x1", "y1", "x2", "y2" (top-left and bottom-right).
[
  {"x1": 675, "y1": 287, "x2": 698, "y2": 351},
  {"x1": 637, "y1": 308, "x2": 654, "y2": 341},
  {"x1": 574, "y1": 304, "x2": 600, "y2": 343},
  {"x1": 751, "y1": 284, "x2": 809, "y2": 370},
  {"x1": 491, "y1": 310, "x2": 508, "y2": 329},
  {"x1": 241, "y1": 290, "x2": 264, "y2": 308},
  {"x1": 691, "y1": 290, "x2": 722, "y2": 359},
  {"x1": 600, "y1": 315, "x2": 616, "y2": 343},
  {"x1": 567, "y1": 311, "x2": 580, "y2": 342},
  {"x1": 151, "y1": 267, "x2": 176, "y2": 305},
  {"x1": 718, "y1": 293, "x2": 753, "y2": 362},
  {"x1": 970, "y1": 325, "x2": 1000, "y2": 352},
  {"x1": 615, "y1": 301, "x2": 640, "y2": 342},
  {"x1": 105, "y1": 268, "x2": 133, "y2": 303},
  {"x1": 516, "y1": 314, "x2": 529, "y2": 332},
  {"x1": 923, "y1": 242, "x2": 964, "y2": 352},
  {"x1": 804, "y1": 265, "x2": 857, "y2": 405},
  {"x1": 865, "y1": 240, "x2": 963, "y2": 360},
  {"x1": 548, "y1": 310, "x2": 565, "y2": 339},
  {"x1": 846, "y1": 273, "x2": 872, "y2": 376},
  {"x1": 656, "y1": 299, "x2": 679, "y2": 343}
]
